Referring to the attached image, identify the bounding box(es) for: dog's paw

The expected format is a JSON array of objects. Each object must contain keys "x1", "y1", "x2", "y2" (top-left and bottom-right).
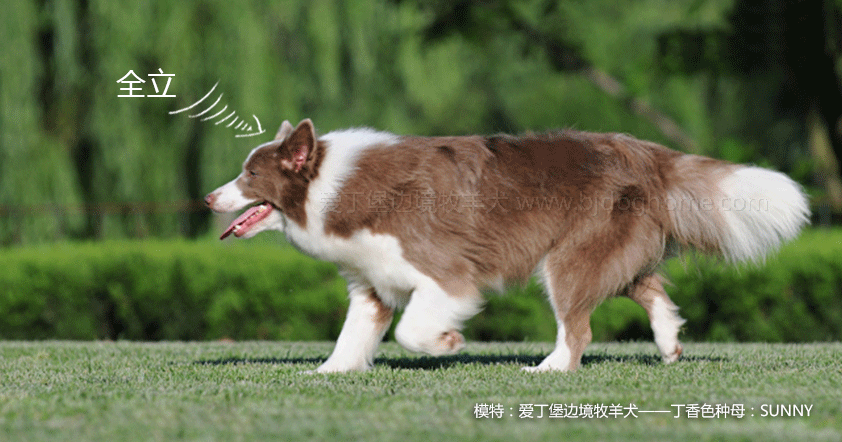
[
  {"x1": 304, "y1": 361, "x2": 372, "y2": 374},
  {"x1": 521, "y1": 364, "x2": 567, "y2": 373},
  {"x1": 395, "y1": 327, "x2": 466, "y2": 356},
  {"x1": 662, "y1": 344, "x2": 683, "y2": 364},
  {"x1": 439, "y1": 330, "x2": 466, "y2": 354}
]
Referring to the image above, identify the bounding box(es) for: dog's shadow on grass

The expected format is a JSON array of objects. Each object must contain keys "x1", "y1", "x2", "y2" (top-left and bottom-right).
[{"x1": 196, "y1": 353, "x2": 725, "y2": 370}]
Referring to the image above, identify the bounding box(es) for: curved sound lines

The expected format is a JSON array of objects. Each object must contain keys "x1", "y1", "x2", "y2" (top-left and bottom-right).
[{"x1": 169, "y1": 81, "x2": 265, "y2": 138}]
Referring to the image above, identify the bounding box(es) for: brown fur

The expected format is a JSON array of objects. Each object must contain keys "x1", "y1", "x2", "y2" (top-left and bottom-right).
[
  {"x1": 366, "y1": 287, "x2": 394, "y2": 326},
  {"x1": 323, "y1": 131, "x2": 698, "y2": 300},
  {"x1": 238, "y1": 120, "x2": 327, "y2": 227},
  {"x1": 317, "y1": 130, "x2": 735, "y2": 369},
  {"x1": 206, "y1": 112, "x2": 809, "y2": 374},
  {"x1": 625, "y1": 273, "x2": 684, "y2": 358},
  {"x1": 230, "y1": 125, "x2": 750, "y2": 370}
]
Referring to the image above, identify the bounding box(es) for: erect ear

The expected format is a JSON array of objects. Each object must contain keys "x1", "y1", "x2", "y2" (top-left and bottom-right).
[
  {"x1": 274, "y1": 120, "x2": 294, "y2": 141},
  {"x1": 281, "y1": 119, "x2": 316, "y2": 173}
]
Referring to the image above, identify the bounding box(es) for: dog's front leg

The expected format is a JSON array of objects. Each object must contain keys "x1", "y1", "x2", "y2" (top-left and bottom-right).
[
  {"x1": 313, "y1": 284, "x2": 394, "y2": 373},
  {"x1": 394, "y1": 282, "x2": 482, "y2": 356}
]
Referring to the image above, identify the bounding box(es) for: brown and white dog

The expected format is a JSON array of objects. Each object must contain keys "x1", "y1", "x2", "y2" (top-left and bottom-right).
[{"x1": 205, "y1": 119, "x2": 809, "y2": 373}]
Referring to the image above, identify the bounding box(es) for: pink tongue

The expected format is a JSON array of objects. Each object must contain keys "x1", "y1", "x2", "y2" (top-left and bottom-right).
[{"x1": 220, "y1": 203, "x2": 273, "y2": 240}]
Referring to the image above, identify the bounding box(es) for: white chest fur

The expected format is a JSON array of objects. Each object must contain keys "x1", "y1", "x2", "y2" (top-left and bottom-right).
[
  {"x1": 284, "y1": 222, "x2": 422, "y2": 308},
  {"x1": 280, "y1": 128, "x2": 427, "y2": 308}
]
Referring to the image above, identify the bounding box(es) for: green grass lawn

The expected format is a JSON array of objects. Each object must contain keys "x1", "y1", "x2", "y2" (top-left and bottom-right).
[{"x1": 1, "y1": 341, "x2": 840, "y2": 441}]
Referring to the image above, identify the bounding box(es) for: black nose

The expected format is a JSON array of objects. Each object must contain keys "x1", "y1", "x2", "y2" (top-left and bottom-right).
[{"x1": 204, "y1": 193, "x2": 217, "y2": 207}]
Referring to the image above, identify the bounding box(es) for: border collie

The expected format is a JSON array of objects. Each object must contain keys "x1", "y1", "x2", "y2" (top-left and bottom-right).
[{"x1": 205, "y1": 119, "x2": 809, "y2": 373}]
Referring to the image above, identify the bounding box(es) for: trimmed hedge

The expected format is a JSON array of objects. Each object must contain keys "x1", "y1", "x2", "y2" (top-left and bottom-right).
[
  {"x1": 0, "y1": 240, "x2": 347, "y2": 340},
  {"x1": 0, "y1": 230, "x2": 840, "y2": 342},
  {"x1": 661, "y1": 230, "x2": 842, "y2": 342}
]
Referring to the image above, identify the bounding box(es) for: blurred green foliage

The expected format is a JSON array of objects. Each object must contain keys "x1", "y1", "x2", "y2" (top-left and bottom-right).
[
  {"x1": 2, "y1": 0, "x2": 833, "y2": 244},
  {"x1": 2, "y1": 0, "x2": 839, "y2": 342},
  {"x1": 1, "y1": 229, "x2": 840, "y2": 342}
]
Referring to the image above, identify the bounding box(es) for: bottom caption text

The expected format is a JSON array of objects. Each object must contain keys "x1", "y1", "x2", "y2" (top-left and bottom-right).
[{"x1": 473, "y1": 403, "x2": 814, "y2": 419}]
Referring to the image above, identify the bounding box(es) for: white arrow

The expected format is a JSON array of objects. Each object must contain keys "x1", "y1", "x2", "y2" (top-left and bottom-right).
[
  {"x1": 169, "y1": 81, "x2": 266, "y2": 139},
  {"x1": 235, "y1": 115, "x2": 266, "y2": 138}
]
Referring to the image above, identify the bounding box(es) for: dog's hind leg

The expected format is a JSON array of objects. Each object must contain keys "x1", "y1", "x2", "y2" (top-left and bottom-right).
[
  {"x1": 522, "y1": 303, "x2": 593, "y2": 373},
  {"x1": 315, "y1": 284, "x2": 394, "y2": 373},
  {"x1": 522, "y1": 257, "x2": 596, "y2": 373},
  {"x1": 524, "y1": 222, "x2": 666, "y2": 372},
  {"x1": 626, "y1": 274, "x2": 685, "y2": 363}
]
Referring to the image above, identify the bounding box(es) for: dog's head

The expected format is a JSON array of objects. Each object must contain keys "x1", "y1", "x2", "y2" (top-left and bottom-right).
[{"x1": 205, "y1": 119, "x2": 319, "y2": 239}]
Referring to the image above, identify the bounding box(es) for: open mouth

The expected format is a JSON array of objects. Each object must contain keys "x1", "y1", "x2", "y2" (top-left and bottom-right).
[{"x1": 220, "y1": 202, "x2": 274, "y2": 239}]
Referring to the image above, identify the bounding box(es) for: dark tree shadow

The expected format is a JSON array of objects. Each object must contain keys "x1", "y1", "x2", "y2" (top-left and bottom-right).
[{"x1": 195, "y1": 352, "x2": 725, "y2": 370}]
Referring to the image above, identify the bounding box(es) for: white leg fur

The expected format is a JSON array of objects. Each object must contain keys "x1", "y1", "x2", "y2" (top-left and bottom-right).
[
  {"x1": 522, "y1": 319, "x2": 571, "y2": 373},
  {"x1": 523, "y1": 260, "x2": 575, "y2": 373},
  {"x1": 314, "y1": 285, "x2": 393, "y2": 373},
  {"x1": 394, "y1": 283, "x2": 480, "y2": 356},
  {"x1": 650, "y1": 296, "x2": 686, "y2": 363}
]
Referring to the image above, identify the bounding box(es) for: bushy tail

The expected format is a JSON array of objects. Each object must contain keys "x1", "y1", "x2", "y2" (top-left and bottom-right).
[{"x1": 666, "y1": 156, "x2": 810, "y2": 263}]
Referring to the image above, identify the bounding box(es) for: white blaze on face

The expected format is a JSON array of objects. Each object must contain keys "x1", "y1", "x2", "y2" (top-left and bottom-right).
[
  {"x1": 208, "y1": 141, "x2": 293, "y2": 240},
  {"x1": 208, "y1": 175, "x2": 256, "y2": 213},
  {"x1": 209, "y1": 141, "x2": 275, "y2": 213}
]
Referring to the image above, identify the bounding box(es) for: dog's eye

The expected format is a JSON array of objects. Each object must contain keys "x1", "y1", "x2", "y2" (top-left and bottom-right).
[{"x1": 248, "y1": 170, "x2": 257, "y2": 177}]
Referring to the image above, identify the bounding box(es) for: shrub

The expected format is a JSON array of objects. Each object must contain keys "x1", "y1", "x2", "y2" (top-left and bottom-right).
[
  {"x1": 0, "y1": 229, "x2": 840, "y2": 342},
  {"x1": 0, "y1": 240, "x2": 347, "y2": 340},
  {"x1": 661, "y1": 229, "x2": 842, "y2": 342}
]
